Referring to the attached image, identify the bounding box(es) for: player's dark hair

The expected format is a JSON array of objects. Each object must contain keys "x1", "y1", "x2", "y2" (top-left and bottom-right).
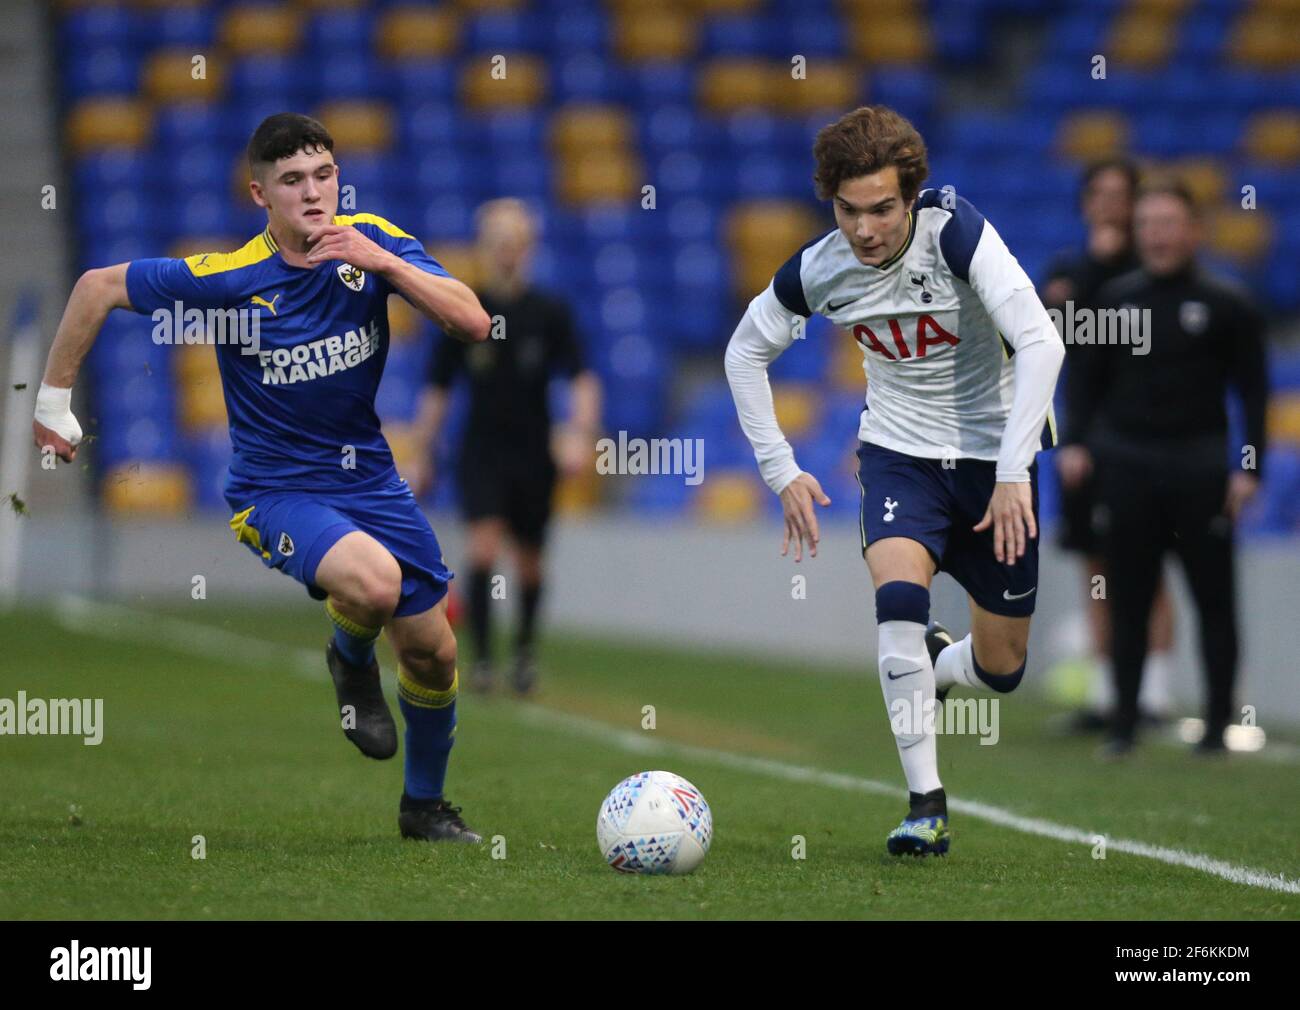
[
  {"x1": 812, "y1": 105, "x2": 929, "y2": 204},
  {"x1": 1079, "y1": 157, "x2": 1140, "y2": 205},
  {"x1": 246, "y1": 113, "x2": 334, "y2": 173},
  {"x1": 1136, "y1": 177, "x2": 1200, "y2": 217}
]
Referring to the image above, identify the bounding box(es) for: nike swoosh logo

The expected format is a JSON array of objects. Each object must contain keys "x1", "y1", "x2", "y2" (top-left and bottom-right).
[
  {"x1": 1003, "y1": 587, "x2": 1037, "y2": 601},
  {"x1": 886, "y1": 668, "x2": 922, "y2": 680},
  {"x1": 827, "y1": 298, "x2": 856, "y2": 311}
]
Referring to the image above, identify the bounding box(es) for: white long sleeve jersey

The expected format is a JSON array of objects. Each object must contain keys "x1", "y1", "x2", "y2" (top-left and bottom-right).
[{"x1": 725, "y1": 188, "x2": 1065, "y2": 493}]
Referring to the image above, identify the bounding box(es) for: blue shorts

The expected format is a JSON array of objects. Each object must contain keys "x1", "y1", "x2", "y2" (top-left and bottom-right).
[
  {"x1": 224, "y1": 475, "x2": 452, "y2": 618},
  {"x1": 856, "y1": 442, "x2": 1040, "y2": 617}
]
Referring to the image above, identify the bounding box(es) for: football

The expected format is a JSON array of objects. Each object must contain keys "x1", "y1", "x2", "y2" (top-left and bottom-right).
[{"x1": 596, "y1": 771, "x2": 713, "y2": 875}]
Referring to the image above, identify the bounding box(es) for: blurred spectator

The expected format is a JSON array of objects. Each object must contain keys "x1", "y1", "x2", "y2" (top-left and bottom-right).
[{"x1": 1075, "y1": 181, "x2": 1269, "y2": 755}]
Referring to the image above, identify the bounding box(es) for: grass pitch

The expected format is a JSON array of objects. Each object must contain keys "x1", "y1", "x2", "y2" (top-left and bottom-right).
[{"x1": 1, "y1": 599, "x2": 1297, "y2": 920}]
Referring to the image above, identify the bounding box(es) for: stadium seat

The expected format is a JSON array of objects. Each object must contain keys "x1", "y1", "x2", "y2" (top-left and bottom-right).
[
  {"x1": 1207, "y1": 208, "x2": 1273, "y2": 263},
  {"x1": 1056, "y1": 110, "x2": 1129, "y2": 161},
  {"x1": 697, "y1": 59, "x2": 776, "y2": 113},
  {"x1": 313, "y1": 100, "x2": 395, "y2": 152},
  {"x1": 614, "y1": 8, "x2": 698, "y2": 62},
  {"x1": 847, "y1": 11, "x2": 932, "y2": 65},
  {"x1": 460, "y1": 53, "x2": 548, "y2": 109},
  {"x1": 376, "y1": 5, "x2": 460, "y2": 60},
  {"x1": 142, "y1": 49, "x2": 225, "y2": 104},
  {"x1": 774, "y1": 62, "x2": 864, "y2": 115},
  {"x1": 725, "y1": 200, "x2": 822, "y2": 297},
  {"x1": 1241, "y1": 110, "x2": 1300, "y2": 165},
  {"x1": 66, "y1": 97, "x2": 152, "y2": 154},
  {"x1": 695, "y1": 471, "x2": 763, "y2": 524},
  {"x1": 176, "y1": 345, "x2": 227, "y2": 432},
  {"x1": 101, "y1": 462, "x2": 194, "y2": 515},
  {"x1": 1107, "y1": 9, "x2": 1179, "y2": 67},
  {"x1": 219, "y1": 5, "x2": 303, "y2": 56}
]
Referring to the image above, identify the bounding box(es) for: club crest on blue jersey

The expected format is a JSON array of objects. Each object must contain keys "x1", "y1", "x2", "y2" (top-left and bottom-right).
[{"x1": 336, "y1": 263, "x2": 365, "y2": 292}]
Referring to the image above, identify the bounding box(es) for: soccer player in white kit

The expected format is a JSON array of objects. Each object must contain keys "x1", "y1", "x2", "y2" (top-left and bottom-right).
[{"x1": 725, "y1": 106, "x2": 1065, "y2": 856}]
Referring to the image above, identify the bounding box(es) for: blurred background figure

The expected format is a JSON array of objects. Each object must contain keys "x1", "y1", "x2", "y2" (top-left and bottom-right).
[
  {"x1": 1077, "y1": 181, "x2": 1268, "y2": 755},
  {"x1": 1042, "y1": 159, "x2": 1176, "y2": 732},
  {"x1": 408, "y1": 199, "x2": 601, "y2": 695}
]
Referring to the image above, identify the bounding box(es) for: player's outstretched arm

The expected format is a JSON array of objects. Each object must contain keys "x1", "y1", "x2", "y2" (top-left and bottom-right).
[
  {"x1": 305, "y1": 224, "x2": 490, "y2": 342},
  {"x1": 725, "y1": 284, "x2": 830, "y2": 560},
  {"x1": 33, "y1": 263, "x2": 132, "y2": 462}
]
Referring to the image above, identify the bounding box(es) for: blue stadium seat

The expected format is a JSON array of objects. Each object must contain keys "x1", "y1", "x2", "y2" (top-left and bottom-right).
[
  {"x1": 463, "y1": 12, "x2": 546, "y2": 53},
  {"x1": 552, "y1": 53, "x2": 632, "y2": 103},
  {"x1": 392, "y1": 61, "x2": 458, "y2": 104},
  {"x1": 63, "y1": 49, "x2": 141, "y2": 98}
]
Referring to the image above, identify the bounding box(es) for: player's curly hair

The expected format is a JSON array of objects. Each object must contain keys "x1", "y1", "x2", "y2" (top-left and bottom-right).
[
  {"x1": 812, "y1": 106, "x2": 929, "y2": 204},
  {"x1": 247, "y1": 113, "x2": 334, "y2": 172}
]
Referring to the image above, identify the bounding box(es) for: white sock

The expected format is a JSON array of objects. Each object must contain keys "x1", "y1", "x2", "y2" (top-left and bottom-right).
[
  {"x1": 1140, "y1": 650, "x2": 1172, "y2": 715},
  {"x1": 1089, "y1": 656, "x2": 1115, "y2": 710},
  {"x1": 878, "y1": 619, "x2": 942, "y2": 794},
  {"x1": 932, "y1": 634, "x2": 991, "y2": 692}
]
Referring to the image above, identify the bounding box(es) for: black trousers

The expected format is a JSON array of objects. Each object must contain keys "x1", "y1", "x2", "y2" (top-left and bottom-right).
[{"x1": 1097, "y1": 454, "x2": 1238, "y2": 739}]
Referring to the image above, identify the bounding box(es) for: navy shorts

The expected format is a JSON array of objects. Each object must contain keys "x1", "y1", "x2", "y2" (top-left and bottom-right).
[
  {"x1": 225, "y1": 474, "x2": 452, "y2": 618},
  {"x1": 856, "y1": 442, "x2": 1040, "y2": 617}
]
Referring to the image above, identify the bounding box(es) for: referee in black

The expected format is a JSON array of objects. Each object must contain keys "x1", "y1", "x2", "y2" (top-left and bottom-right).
[
  {"x1": 410, "y1": 199, "x2": 602, "y2": 695},
  {"x1": 1072, "y1": 180, "x2": 1269, "y2": 755}
]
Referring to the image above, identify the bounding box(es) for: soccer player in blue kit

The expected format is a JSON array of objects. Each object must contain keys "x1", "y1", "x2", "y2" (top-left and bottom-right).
[{"x1": 32, "y1": 114, "x2": 492, "y2": 843}]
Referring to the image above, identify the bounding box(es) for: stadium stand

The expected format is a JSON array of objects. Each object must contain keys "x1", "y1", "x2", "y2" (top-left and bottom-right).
[{"x1": 52, "y1": 0, "x2": 1300, "y2": 534}]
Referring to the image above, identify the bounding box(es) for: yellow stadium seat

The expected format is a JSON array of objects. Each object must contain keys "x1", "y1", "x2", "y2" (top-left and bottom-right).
[
  {"x1": 142, "y1": 49, "x2": 225, "y2": 104},
  {"x1": 290, "y1": 0, "x2": 367, "y2": 10},
  {"x1": 833, "y1": 327, "x2": 867, "y2": 390},
  {"x1": 454, "y1": 0, "x2": 527, "y2": 12},
  {"x1": 775, "y1": 61, "x2": 864, "y2": 115},
  {"x1": 549, "y1": 104, "x2": 634, "y2": 156},
  {"x1": 125, "y1": 0, "x2": 208, "y2": 8},
  {"x1": 375, "y1": 5, "x2": 460, "y2": 60},
  {"x1": 1108, "y1": 12, "x2": 1176, "y2": 67},
  {"x1": 1156, "y1": 158, "x2": 1228, "y2": 207},
  {"x1": 1228, "y1": 13, "x2": 1300, "y2": 69},
  {"x1": 605, "y1": 0, "x2": 759, "y2": 11},
  {"x1": 613, "y1": 9, "x2": 698, "y2": 63},
  {"x1": 1267, "y1": 394, "x2": 1300, "y2": 446},
  {"x1": 66, "y1": 98, "x2": 151, "y2": 154},
  {"x1": 848, "y1": 13, "x2": 931, "y2": 64},
  {"x1": 1056, "y1": 111, "x2": 1129, "y2": 161},
  {"x1": 771, "y1": 385, "x2": 821, "y2": 440},
  {"x1": 554, "y1": 152, "x2": 642, "y2": 206},
  {"x1": 1241, "y1": 110, "x2": 1300, "y2": 164},
  {"x1": 103, "y1": 463, "x2": 194, "y2": 515},
  {"x1": 1126, "y1": 0, "x2": 1192, "y2": 15},
  {"x1": 314, "y1": 100, "x2": 394, "y2": 152},
  {"x1": 386, "y1": 293, "x2": 425, "y2": 344},
  {"x1": 695, "y1": 472, "x2": 763, "y2": 524},
  {"x1": 698, "y1": 59, "x2": 776, "y2": 113},
  {"x1": 838, "y1": 0, "x2": 919, "y2": 16},
  {"x1": 426, "y1": 242, "x2": 481, "y2": 291},
  {"x1": 1207, "y1": 208, "x2": 1273, "y2": 262},
  {"x1": 220, "y1": 5, "x2": 302, "y2": 57},
  {"x1": 726, "y1": 201, "x2": 822, "y2": 296},
  {"x1": 176, "y1": 345, "x2": 228, "y2": 432},
  {"x1": 460, "y1": 54, "x2": 547, "y2": 109}
]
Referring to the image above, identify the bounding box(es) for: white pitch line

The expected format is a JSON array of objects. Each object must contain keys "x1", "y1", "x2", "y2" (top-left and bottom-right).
[{"x1": 43, "y1": 595, "x2": 1300, "y2": 896}]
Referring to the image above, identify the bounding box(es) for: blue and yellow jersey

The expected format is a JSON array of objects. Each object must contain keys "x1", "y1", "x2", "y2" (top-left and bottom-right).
[{"x1": 125, "y1": 213, "x2": 449, "y2": 493}]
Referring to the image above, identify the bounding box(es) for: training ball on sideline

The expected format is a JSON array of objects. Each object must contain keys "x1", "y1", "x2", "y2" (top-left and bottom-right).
[{"x1": 597, "y1": 770, "x2": 713, "y2": 875}]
